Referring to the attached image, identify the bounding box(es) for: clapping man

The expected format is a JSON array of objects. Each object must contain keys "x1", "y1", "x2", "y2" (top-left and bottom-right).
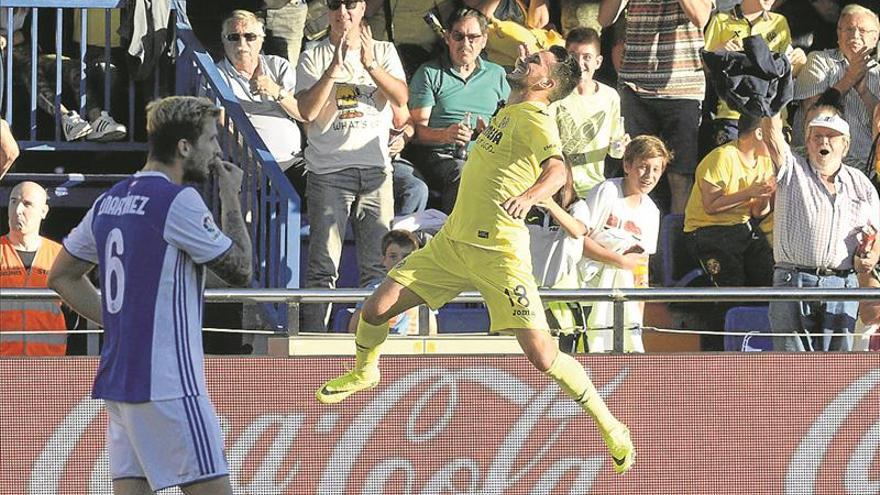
[{"x1": 295, "y1": 0, "x2": 408, "y2": 331}]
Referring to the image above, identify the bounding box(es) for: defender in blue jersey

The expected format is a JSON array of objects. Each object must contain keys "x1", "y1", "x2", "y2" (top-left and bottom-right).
[{"x1": 49, "y1": 97, "x2": 252, "y2": 494}]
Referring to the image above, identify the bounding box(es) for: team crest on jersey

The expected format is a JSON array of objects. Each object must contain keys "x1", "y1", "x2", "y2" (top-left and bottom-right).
[{"x1": 202, "y1": 213, "x2": 221, "y2": 241}]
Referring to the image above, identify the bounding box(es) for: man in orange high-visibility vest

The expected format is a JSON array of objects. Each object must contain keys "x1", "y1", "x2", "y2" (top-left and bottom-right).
[{"x1": 0, "y1": 181, "x2": 67, "y2": 356}]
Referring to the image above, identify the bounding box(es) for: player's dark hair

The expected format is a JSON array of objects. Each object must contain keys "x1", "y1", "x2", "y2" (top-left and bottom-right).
[
  {"x1": 381, "y1": 229, "x2": 420, "y2": 255},
  {"x1": 146, "y1": 96, "x2": 220, "y2": 164},
  {"x1": 548, "y1": 45, "x2": 581, "y2": 103},
  {"x1": 446, "y1": 7, "x2": 489, "y2": 33},
  {"x1": 565, "y1": 27, "x2": 601, "y2": 51}
]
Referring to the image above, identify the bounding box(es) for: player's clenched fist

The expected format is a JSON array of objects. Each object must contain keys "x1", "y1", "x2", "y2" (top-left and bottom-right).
[{"x1": 501, "y1": 194, "x2": 536, "y2": 220}]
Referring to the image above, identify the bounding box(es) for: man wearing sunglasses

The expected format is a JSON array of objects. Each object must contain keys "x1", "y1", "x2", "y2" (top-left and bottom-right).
[
  {"x1": 216, "y1": 10, "x2": 305, "y2": 175},
  {"x1": 295, "y1": 0, "x2": 408, "y2": 331},
  {"x1": 317, "y1": 46, "x2": 637, "y2": 476},
  {"x1": 407, "y1": 8, "x2": 510, "y2": 214}
]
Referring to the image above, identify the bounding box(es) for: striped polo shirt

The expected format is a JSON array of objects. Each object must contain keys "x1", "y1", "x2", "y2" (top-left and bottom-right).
[
  {"x1": 774, "y1": 151, "x2": 880, "y2": 271},
  {"x1": 618, "y1": 0, "x2": 706, "y2": 100},
  {"x1": 793, "y1": 49, "x2": 880, "y2": 174}
]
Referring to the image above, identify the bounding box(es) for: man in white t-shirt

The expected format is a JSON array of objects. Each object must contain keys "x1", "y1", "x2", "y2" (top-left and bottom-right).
[
  {"x1": 295, "y1": 0, "x2": 408, "y2": 331},
  {"x1": 550, "y1": 27, "x2": 627, "y2": 197}
]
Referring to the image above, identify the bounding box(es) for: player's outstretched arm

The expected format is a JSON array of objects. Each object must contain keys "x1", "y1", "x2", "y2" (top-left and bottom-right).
[
  {"x1": 48, "y1": 250, "x2": 104, "y2": 326},
  {"x1": 501, "y1": 156, "x2": 567, "y2": 219},
  {"x1": 206, "y1": 161, "x2": 253, "y2": 287}
]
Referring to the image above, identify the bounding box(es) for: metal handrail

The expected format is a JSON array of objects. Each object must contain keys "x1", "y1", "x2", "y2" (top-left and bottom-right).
[
  {"x1": 6, "y1": 287, "x2": 878, "y2": 303},
  {"x1": 5, "y1": 287, "x2": 879, "y2": 350}
]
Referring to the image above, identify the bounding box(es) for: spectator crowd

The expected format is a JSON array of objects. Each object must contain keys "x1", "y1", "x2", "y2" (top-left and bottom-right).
[{"x1": 2, "y1": 0, "x2": 879, "y2": 354}]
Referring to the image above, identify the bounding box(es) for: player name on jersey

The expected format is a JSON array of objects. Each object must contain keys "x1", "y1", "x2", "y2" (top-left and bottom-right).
[{"x1": 96, "y1": 194, "x2": 150, "y2": 217}]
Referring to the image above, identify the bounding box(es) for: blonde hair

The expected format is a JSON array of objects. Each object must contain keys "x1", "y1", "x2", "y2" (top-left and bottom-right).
[
  {"x1": 623, "y1": 135, "x2": 673, "y2": 168},
  {"x1": 146, "y1": 96, "x2": 220, "y2": 163},
  {"x1": 221, "y1": 10, "x2": 265, "y2": 38}
]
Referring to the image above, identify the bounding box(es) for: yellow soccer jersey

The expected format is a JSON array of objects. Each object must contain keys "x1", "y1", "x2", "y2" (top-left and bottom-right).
[
  {"x1": 443, "y1": 101, "x2": 563, "y2": 251},
  {"x1": 704, "y1": 9, "x2": 792, "y2": 121},
  {"x1": 684, "y1": 143, "x2": 776, "y2": 232}
]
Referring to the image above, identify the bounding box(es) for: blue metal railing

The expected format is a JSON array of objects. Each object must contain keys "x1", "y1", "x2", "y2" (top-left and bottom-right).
[
  {"x1": 173, "y1": 3, "x2": 301, "y2": 330},
  {"x1": 2, "y1": 0, "x2": 302, "y2": 330},
  {"x1": 1, "y1": 0, "x2": 153, "y2": 151}
]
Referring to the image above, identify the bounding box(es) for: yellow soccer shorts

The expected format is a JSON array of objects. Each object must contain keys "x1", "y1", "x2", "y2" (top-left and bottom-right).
[{"x1": 388, "y1": 230, "x2": 548, "y2": 333}]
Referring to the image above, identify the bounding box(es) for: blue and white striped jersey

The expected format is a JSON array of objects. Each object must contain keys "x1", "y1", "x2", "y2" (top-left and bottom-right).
[{"x1": 64, "y1": 171, "x2": 232, "y2": 402}]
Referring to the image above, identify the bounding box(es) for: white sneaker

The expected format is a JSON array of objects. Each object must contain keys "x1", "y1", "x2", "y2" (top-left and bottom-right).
[
  {"x1": 62, "y1": 111, "x2": 92, "y2": 141},
  {"x1": 86, "y1": 111, "x2": 127, "y2": 142}
]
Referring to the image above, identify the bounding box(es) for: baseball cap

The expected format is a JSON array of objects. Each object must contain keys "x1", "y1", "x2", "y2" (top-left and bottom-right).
[{"x1": 808, "y1": 114, "x2": 850, "y2": 137}]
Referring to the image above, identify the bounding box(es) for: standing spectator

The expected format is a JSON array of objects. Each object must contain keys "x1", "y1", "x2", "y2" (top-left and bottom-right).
[
  {"x1": 407, "y1": 7, "x2": 510, "y2": 213},
  {"x1": 263, "y1": 0, "x2": 309, "y2": 65},
  {"x1": 577, "y1": 135, "x2": 670, "y2": 353},
  {"x1": 683, "y1": 114, "x2": 776, "y2": 349},
  {"x1": 599, "y1": 0, "x2": 712, "y2": 214},
  {"x1": 49, "y1": 96, "x2": 252, "y2": 494},
  {"x1": 762, "y1": 112, "x2": 880, "y2": 352},
  {"x1": 703, "y1": 0, "x2": 804, "y2": 145},
  {"x1": 1, "y1": 181, "x2": 66, "y2": 356},
  {"x1": 550, "y1": 27, "x2": 626, "y2": 197},
  {"x1": 216, "y1": 10, "x2": 304, "y2": 173},
  {"x1": 792, "y1": 4, "x2": 880, "y2": 175},
  {"x1": 0, "y1": 119, "x2": 18, "y2": 179},
  {"x1": 72, "y1": 8, "x2": 129, "y2": 142},
  {"x1": 295, "y1": 0, "x2": 408, "y2": 331}
]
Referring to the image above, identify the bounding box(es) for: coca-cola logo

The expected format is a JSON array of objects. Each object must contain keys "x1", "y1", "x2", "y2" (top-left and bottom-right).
[
  {"x1": 785, "y1": 369, "x2": 880, "y2": 495},
  {"x1": 9, "y1": 358, "x2": 877, "y2": 495},
  {"x1": 27, "y1": 367, "x2": 628, "y2": 494}
]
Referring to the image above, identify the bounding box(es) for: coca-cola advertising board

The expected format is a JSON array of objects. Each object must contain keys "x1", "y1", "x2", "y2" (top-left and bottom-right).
[{"x1": 1, "y1": 354, "x2": 877, "y2": 494}]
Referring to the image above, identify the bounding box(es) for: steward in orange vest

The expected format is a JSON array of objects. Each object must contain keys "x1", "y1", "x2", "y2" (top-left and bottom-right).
[{"x1": 1, "y1": 235, "x2": 67, "y2": 355}]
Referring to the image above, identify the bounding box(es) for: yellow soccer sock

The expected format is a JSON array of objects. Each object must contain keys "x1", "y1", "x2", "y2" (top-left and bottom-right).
[
  {"x1": 354, "y1": 315, "x2": 389, "y2": 371},
  {"x1": 545, "y1": 351, "x2": 618, "y2": 432}
]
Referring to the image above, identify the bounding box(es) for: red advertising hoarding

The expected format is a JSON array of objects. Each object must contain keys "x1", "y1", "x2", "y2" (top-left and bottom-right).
[{"x1": 1, "y1": 354, "x2": 877, "y2": 494}]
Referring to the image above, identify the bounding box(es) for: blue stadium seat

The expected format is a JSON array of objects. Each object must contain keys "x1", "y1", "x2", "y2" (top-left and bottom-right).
[
  {"x1": 724, "y1": 306, "x2": 772, "y2": 351},
  {"x1": 659, "y1": 214, "x2": 705, "y2": 287},
  {"x1": 437, "y1": 307, "x2": 490, "y2": 333},
  {"x1": 330, "y1": 307, "x2": 355, "y2": 333}
]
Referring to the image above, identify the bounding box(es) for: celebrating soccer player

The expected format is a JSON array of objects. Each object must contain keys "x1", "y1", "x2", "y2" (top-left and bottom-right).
[{"x1": 316, "y1": 46, "x2": 636, "y2": 475}]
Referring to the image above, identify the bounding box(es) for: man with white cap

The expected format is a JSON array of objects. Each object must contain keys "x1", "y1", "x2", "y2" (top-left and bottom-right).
[{"x1": 761, "y1": 110, "x2": 880, "y2": 351}]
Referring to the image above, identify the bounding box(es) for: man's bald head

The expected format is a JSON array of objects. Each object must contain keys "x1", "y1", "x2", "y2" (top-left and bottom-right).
[
  {"x1": 10, "y1": 181, "x2": 48, "y2": 204},
  {"x1": 8, "y1": 181, "x2": 49, "y2": 238}
]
